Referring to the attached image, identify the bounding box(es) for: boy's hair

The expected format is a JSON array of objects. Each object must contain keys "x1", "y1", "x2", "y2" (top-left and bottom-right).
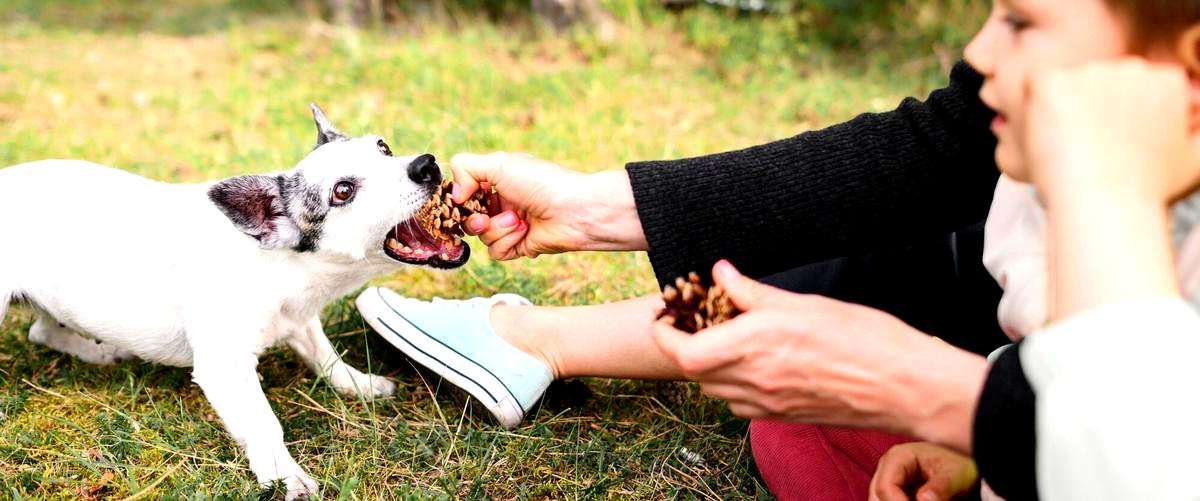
[{"x1": 1104, "y1": 1, "x2": 1200, "y2": 49}]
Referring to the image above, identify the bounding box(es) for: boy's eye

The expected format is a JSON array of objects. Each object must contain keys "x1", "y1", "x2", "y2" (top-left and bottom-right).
[
  {"x1": 1003, "y1": 12, "x2": 1031, "y2": 32},
  {"x1": 376, "y1": 139, "x2": 392, "y2": 157}
]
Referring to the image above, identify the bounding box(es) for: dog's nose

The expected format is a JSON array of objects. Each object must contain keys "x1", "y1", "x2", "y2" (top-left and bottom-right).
[{"x1": 407, "y1": 154, "x2": 441, "y2": 186}]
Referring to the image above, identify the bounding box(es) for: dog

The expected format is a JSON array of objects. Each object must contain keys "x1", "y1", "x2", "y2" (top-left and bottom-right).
[{"x1": 0, "y1": 104, "x2": 469, "y2": 498}]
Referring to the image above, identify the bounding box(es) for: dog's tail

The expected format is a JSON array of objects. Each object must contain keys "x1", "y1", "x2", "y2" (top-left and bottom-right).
[{"x1": 0, "y1": 288, "x2": 11, "y2": 326}]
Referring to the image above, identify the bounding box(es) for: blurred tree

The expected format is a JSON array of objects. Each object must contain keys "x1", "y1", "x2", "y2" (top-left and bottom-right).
[
  {"x1": 531, "y1": 0, "x2": 615, "y2": 35},
  {"x1": 329, "y1": 0, "x2": 384, "y2": 26},
  {"x1": 329, "y1": 0, "x2": 614, "y2": 33}
]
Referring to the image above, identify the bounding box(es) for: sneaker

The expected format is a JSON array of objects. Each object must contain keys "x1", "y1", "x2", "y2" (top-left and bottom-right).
[{"x1": 355, "y1": 287, "x2": 553, "y2": 429}]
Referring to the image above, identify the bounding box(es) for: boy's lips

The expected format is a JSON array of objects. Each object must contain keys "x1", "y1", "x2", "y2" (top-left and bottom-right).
[{"x1": 992, "y1": 113, "x2": 1008, "y2": 131}]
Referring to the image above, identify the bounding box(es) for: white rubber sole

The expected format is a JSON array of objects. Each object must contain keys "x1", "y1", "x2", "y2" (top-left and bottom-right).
[{"x1": 356, "y1": 287, "x2": 525, "y2": 429}]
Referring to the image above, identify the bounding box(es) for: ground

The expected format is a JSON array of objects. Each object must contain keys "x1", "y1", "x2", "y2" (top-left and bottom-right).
[{"x1": 0, "y1": 1, "x2": 983, "y2": 498}]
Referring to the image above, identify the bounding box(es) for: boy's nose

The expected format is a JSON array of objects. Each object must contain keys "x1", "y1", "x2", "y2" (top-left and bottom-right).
[{"x1": 407, "y1": 154, "x2": 441, "y2": 186}]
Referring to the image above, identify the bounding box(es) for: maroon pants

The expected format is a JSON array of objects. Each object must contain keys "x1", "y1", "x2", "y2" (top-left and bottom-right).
[{"x1": 751, "y1": 420, "x2": 915, "y2": 501}]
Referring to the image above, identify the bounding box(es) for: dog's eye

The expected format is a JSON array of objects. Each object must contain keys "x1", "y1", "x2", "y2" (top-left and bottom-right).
[
  {"x1": 376, "y1": 139, "x2": 392, "y2": 157},
  {"x1": 331, "y1": 181, "x2": 356, "y2": 205}
]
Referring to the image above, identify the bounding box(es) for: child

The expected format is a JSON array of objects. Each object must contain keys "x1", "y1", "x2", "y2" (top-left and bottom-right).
[{"x1": 871, "y1": 0, "x2": 1200, "y2": 499}]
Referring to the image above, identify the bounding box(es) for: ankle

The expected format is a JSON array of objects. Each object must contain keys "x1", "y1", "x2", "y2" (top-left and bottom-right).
[{"x1": 490, "y1": 304, "x2": 565, "y2": 379}]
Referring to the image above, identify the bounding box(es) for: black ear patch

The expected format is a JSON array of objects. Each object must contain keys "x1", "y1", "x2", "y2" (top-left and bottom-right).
[
  {"x1": 208, "y1": 175, "x2": 303, "y2": 250},
  {"x1": 310, "y1": 103, "x2": 348, "y2": 148}
]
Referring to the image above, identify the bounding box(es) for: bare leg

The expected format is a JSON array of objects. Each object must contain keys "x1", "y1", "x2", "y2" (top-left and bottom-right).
[
  {"x1": 491, "y1": 294, "x2": 683, "y2": 380},
  {"x1": 287, "y1": 316, "x2": 395, "y2": 399}
]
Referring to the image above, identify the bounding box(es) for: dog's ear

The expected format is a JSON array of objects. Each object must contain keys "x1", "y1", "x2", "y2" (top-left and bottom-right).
[
  {"x1": 208, "y1": 175, "x2": 302, "y2": 250},
  {"x1": 310, "y1": 103, "x2": 348, "y2": 148}
]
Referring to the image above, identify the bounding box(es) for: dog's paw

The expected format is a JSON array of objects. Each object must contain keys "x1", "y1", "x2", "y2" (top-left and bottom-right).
[
  {"x1": 353, "y1": 373, "x2": 397, "y2": 400},
  {"x1": 331, "y1": 370, "x2": 396, "y2": 400},
  {"x1": 263, "y1": 472, "x2": 319, "y2": 500},
  {"x1": 363, "y1": 374, "x2": 397, "y2": 399},
  {"x1": 93, "y1": 344, "x2": 136, "y2": 365},
  {"x1": 284, "y1": 473, "x2": 320, "y2": 500}
]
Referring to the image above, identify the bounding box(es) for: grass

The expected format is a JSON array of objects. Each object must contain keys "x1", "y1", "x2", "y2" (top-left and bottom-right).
[{"x1": 0, "y1": 0, "x2": 986, "y2": 498}]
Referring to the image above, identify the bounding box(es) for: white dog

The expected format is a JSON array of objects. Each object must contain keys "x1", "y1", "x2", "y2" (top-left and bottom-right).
[{"x1": 0, "y1": 104, "x2": 469, "y2": 498}]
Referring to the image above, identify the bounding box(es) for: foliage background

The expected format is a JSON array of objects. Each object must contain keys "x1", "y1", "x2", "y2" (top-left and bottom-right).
[{"x1": 0, "y1": 0, "x2": 986, "y2": 498}]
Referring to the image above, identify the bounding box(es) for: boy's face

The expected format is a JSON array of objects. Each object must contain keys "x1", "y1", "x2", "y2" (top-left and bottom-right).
[{"x1": 965, "y1": 0, "x2": 1130, "y2": 180}]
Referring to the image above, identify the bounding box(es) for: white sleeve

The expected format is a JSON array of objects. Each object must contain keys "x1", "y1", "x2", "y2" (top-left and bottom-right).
[{"x1": 1020, "y1": 298, "x2": 1200, "y2": 501}]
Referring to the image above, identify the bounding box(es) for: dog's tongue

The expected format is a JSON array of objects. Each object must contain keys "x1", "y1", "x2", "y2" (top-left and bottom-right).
[{"x1": 387, "y1": 222, "x2": 465, "y2": 262}]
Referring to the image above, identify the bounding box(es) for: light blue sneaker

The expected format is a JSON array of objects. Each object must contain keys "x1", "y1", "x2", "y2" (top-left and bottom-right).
[{"x1": 355, "y1": 287, "x2": 553, "y2": 429}]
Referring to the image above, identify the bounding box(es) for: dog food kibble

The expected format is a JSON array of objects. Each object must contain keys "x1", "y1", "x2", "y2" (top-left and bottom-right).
[
  {"x1": 656, "y1": 272, "x2": 741, "y2": 334},
  {"x1": 417, "y1": 180, "x2": 492, "y2": 244}
]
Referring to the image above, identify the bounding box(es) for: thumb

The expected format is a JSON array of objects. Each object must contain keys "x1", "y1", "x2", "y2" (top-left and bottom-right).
[
  {"x1": 449, "y1": 152, "x2": 509, "y2": 204},
  {"x1": 651, "y1": 319, "x2": 746, "y2": 377},
  {"x1": 711, "y1": 260, "x2": 786, "y2": 310},
  {"x1": 915, "y1": 477, "x2": 952, "y2": 501}
]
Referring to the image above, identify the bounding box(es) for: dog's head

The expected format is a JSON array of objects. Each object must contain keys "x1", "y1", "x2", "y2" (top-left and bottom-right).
[{"x1": 207, "y1": 104, "x2": 469, "y2": 270}]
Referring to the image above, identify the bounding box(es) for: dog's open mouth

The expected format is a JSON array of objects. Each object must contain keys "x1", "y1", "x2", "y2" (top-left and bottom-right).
[{"x1": 384, "y1": 221, "x2": 469, "y2": 269}]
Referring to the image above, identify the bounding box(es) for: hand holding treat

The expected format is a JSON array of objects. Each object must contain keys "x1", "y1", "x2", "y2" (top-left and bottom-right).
[
  {"x1": 656, "y1": 272, "x2": 741, "y2": 334},
  {"x1": 417, "y1": 179, "x2": 495, "y2": 246},
  {"x1": 651, "y1": 260, "x2": 986, "y2": 452},
  {"x1": 449, "y1": 152, "x2": 648, "y2": 260}
]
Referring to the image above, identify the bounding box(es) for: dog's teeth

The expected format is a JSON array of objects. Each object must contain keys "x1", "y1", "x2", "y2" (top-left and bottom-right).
[{"x1": 439, "y1": 252, "x2": 449, "y2": 260}]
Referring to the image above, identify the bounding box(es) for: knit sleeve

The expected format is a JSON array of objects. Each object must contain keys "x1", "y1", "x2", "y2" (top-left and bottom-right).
[
  {"x1": 626, "y1": 62, "x2": 999, "y2": 286},
  {"x1": 973, "y1": 342, "x2": 1039, "y2": 501}
]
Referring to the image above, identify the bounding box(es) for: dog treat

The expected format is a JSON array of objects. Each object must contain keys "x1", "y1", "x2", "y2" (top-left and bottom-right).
[
  {"x1": 656, "y1": 272, "x2": 741, "y2": 334},
  {"x1": 417, "y1": 180, "x2": 492, "y2": 244}
]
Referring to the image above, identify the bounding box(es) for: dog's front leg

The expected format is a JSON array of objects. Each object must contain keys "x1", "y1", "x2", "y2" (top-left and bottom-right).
[
  {"x1": 288, "y1": 316, "x2": 396, "y2": 399},
  {"x1": 191, "y1": 348, "x2": 318, "y2": 499}
]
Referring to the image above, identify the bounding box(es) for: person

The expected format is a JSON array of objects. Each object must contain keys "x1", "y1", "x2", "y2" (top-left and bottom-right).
[
  {"x1": 358, "y1": 77, "x2": 1013, "y2": 496},
  {"x1": 355, "y1": 0, "x2": 1200, "y2": 498},
  {"x1": 868, "y1": 1, "x2": 1200, "y2": 499}
]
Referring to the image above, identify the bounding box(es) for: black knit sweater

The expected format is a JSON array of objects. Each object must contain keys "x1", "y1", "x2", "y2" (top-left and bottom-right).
[
  {"x1": 625, "y1": 62, "x2": 1038, "y2": 501},
  {"x1": 626, "y1": 62, "x2": 1000, "y2": 286}
]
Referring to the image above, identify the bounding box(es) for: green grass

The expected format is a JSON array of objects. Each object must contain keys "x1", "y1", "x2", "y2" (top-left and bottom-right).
[{"x1": 0, "y1": 1, "x2": 985, "y2": 498}]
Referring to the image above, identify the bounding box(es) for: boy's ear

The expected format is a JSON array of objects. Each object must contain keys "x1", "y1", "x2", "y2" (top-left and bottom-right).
[{"x1": 1176, "y1": 25, "x2": 1200, "y2": 76}]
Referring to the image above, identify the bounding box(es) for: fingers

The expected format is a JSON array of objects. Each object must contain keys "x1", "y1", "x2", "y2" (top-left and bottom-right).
[
  {"x1": 651, "y1": 319, "x2": 749, "y2": 378},
  {"x1": 711, "y1": 260, "x2": 791, "y2": 311},
  {"x1": 872, "y1": 447, "x2": 921, "y2": 501},
  {"x1": 464, "y1": 213, "x2": 490, "y2": 235},
  {"x1": 450, "y1": 152, "x2": 528, "y2": 204},
  {"x1": 915, "y1": 475, "x2": 953, "y2": 501},
  {"x1": 449, "y1": 153, "x2": 490, "y2": 204},
  {"x1": 726, "y1": 401, "x2": 771, "y2": 419},
  {"x1": 487, "y1": 220, "x2": 529, "y2": 260},
  {"x1": 698, "y1": 382, "x2": 755, "y2": 402},
  {"x1": 473, "y1": 210, "x2": 528, "y2": 260}
]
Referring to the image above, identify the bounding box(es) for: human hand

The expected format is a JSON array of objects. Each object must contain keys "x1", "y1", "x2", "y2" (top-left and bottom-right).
[
  {"x1": 449, "y1": 152, "x2": 647, "y2": 260},
  {"x1": 869, "y1": 442, "x2": 979, "y2": 501},
  {"x1": 1022, "y1": 59, "x2": 1200, "y2": 208},
  {"x1": 1021, "y1": 61, "x2": 1199, "y2": 319},
  {"x1": 651, "y1": 261, "x2": 989, "y2": 452}
]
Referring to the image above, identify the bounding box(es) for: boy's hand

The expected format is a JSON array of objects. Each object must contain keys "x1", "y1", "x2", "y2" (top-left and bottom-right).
[
  {"x1": 1022, "y1": 59, "x2": 1197, "y2": 319},
  {"x1": 1023, "y1": 59, "x2": 1200, "y2": 208},
  {"x1": 869, "y1": 442, "x2": 979, "y2": 501}
]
